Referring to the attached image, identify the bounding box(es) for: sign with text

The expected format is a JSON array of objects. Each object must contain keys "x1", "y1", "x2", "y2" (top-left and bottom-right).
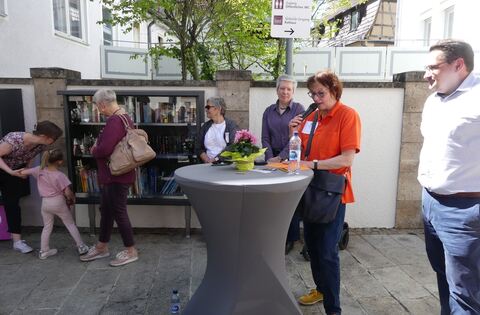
[{"x1": 270, "y1": 0, "x2": 312, "y2": 39}]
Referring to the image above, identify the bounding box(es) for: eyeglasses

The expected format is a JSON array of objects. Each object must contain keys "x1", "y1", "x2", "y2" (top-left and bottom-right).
[
  {"x1": 205, "y1": 105, "x2": 214, "y2": 110},
  {"x1": 307, "y1": 91, "x2": 326, "y2": 99},
  {"x1": 424, "y1": 61, "x2": 448, "y2": 72}
]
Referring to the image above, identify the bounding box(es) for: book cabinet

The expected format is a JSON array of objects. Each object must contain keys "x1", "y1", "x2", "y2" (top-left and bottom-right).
[{"x1": 59, "y1": 89, "x2": 205, "y2": 236}]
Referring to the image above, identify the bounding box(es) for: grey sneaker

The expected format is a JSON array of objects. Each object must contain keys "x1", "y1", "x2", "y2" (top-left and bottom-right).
[
  {"x1": 77, "y1": 244, "x2": 89, "y2": 255},
  {"x1": 39, "y1": 248, "x2": 58, "y2": 260},
  {"x1": 80, "y1": 246, "x2": 110, "y2": 262},
  {"x1": 13, "y1": 240, "x2": 33, "y2": 254}
]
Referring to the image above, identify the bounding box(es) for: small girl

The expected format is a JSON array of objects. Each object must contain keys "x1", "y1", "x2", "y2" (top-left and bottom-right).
[{"x1": 21, "y1": 149, "x2": 89, "y2": 259}]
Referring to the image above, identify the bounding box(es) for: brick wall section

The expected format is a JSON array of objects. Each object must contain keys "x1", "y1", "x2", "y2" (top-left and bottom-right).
[
  {"x1": 215, "y1": 70, "x2": 252, "y2": 130},
  {"x1": 394, "y1": 72, "x2": 430, "y2": 228},
  {"x1": 30, "y1": 68, "x2": 81, "y2": 150}
]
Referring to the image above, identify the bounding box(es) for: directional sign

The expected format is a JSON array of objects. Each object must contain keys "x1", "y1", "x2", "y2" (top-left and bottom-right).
[{"x1": 270, "y1": 0, "x2": 312, "y2": 39}]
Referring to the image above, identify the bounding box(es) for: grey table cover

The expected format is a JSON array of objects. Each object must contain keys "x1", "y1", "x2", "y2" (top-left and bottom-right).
[{"x1": 175, "y1": 164, "x2": 313, "y2": 315}]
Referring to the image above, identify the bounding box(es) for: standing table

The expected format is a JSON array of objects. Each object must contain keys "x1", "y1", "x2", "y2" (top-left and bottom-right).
[{"x1": 175, "y1": 164, "x2": 312, "y2": 315}]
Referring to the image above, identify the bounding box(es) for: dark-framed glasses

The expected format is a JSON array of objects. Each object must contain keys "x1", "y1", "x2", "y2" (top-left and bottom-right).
[
  {"x1": 307, "y1": 91, "x2": 326, "y2": 99},
  {"x1": 205, "y1": 105, "x2": 214, "y2": 110},
  {"x1": 424, "y1": 61, "x2": 448, "y2": 72}
]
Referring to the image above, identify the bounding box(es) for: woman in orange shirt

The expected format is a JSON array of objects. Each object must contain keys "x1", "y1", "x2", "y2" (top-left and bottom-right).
[{"x1": 289, "y1": 70, "x2": 361, "y2": 315}]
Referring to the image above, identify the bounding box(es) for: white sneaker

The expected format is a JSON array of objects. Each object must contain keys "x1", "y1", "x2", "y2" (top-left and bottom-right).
[
  {"x1": 39, "y1": 248, "x2": 58, "y2": 260},
  {"x1": 77, "y1": 244, "x2": 89, "y2": 255},
  {"x1": 13, "y1": 240, "x2": 33, "y2": 254}
]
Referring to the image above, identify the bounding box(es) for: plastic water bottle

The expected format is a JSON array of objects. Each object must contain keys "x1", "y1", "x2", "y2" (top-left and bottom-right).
[
  {"x1": 170, "y1": 289, "x2": 180, "y2": 314},
  {"x1": 288, "y1": 131, "x2": 301, "y2": 174}
]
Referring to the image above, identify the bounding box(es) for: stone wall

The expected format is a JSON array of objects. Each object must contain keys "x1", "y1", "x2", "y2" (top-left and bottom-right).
[{"x1": 394, "y1": 72, "x2": 430, "y2": 228}]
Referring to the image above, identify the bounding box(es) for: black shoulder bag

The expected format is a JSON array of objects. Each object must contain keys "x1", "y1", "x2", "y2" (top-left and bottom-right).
[{"x1": 300, "y1": 111, "x2": 346, "y2": 223}]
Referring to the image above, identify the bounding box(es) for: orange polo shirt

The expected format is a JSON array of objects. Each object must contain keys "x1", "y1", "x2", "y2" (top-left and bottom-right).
[{"x1": 298, "y1": 101, "x2": 361, "y2": 203}]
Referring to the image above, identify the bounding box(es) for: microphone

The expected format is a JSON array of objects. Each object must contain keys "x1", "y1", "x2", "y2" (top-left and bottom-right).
[{"x1": 302, "y1": 103, "x2": 318, "y2": 119}]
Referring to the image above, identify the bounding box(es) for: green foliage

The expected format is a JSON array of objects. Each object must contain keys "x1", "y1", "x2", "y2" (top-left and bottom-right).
[{"x1": 101, "y1": 0, "x2": 288, "y2": 80}]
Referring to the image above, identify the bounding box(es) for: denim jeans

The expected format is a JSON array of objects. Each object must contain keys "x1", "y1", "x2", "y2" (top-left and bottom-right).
[
  {"x1": 304, "y1": 203, "x2": 346, "y2": 315},
  {"x1": 422, "y1": 189, "x2": 480, "y2": 315},
  {"x1": 286, "y1": 211, "x2": 301, "y2": 242}
]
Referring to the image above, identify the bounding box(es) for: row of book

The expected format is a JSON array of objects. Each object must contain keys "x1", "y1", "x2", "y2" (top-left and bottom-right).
[
  {"x1": 72, "y1": 135, "x2": 195, "y2": 157},
  {"x1": 69, "y1": 96, "x2": 197, "y2": 124},
  {"x1": 74, "y1": 164, "x2": 181, "y2": 196}
]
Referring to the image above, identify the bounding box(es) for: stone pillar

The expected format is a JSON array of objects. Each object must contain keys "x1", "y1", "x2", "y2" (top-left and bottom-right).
[
  {"x1": 394, "y1": 72, "x2": 431, "y2": 228},
  {"x1": 215, "y1": 70, "x2": 252, "y2": 130},
  {"x1": 30, "y1": 67, "x2": 81, "y2": 149}
]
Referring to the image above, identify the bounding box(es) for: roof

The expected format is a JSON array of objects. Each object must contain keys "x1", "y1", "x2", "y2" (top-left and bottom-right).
[{"x1": 316, "y1": 0, "x2": 383, "y2": 47}]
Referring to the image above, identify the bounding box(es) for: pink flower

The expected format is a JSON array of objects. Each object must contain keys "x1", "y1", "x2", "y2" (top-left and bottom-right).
[{"x1": 234, "y1": 129, "x2": 257, "y2": 144}]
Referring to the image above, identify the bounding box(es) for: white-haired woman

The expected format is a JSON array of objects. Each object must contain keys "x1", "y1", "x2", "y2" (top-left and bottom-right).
[{"x1": 196, "y1": 97, "x2": 239, "y2": 163}]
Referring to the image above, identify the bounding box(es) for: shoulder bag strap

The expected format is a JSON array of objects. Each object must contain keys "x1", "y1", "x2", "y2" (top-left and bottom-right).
[
  {"x1": 117, "y1": 113, "x2": 131, "y2": 130},
  {"x1": 304, "y1": 110, "x2": 319, "y2": 160}
]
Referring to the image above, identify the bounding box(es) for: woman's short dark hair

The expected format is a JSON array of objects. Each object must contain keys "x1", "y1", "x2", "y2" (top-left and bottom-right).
[
  {"x1": 33, "y1": 121, "x2": 63, "y2": 140},
  {"x1": 306, "y1": 70, "x2": 343, "y2": 101},
  {"x1": 430, "y1": 39, "x2": 474, "y2": 72}
]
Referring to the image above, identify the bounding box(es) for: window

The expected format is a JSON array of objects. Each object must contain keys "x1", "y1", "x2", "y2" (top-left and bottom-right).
[
  {"x1": 0, "y1": 0, "x2": 7, "y2": 17},
  {"x1": 53, "y1": 0, "x2": 86, "y2": 41},
  {"x1": 102, "y1": 6, "x2": 113, "y2": 45},
  {"x1": 423, "y1": 18, "x2": 431, "y2": 46},
  {"x1": 444, "y1": 6, "x2": 454, "y2": 38},
  {"x1": 350, "y1": 10, "x2": 361, "y2": 31}
]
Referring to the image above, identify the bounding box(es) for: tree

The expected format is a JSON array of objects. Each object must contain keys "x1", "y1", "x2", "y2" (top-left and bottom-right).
[{"x1": 102, "y1": 0, "x2": 220, "y2": 80}]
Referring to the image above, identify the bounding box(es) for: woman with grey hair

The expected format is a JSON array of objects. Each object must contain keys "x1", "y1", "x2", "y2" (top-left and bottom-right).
[
  {"x1": 261, "y1": 74, "x2": 305, "y2": 255},
  {"x1": 196, "y1": 97, "x2": 239, "y2": 163},
  {"x1": 80, "y1": 89, "x2": 139, "y2": 267}
]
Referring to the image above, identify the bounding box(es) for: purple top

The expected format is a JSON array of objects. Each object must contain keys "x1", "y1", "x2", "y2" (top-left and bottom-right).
[
  {"x1": 0, "y1": 132, "x2": 45, "y2": 169},
  {"x1": 28, "y1": 166, "x2": 71, "y2": 197},
  {"x1": 261, "y1": 100, "x2": 305, "y2": 160},
  {"x1": 92, "y1": 114, "x2": 135, "y2": 185}
]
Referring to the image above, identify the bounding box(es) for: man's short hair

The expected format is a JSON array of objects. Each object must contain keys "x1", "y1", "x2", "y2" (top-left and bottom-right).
[{"x1": 430, "y1": 39, "x2": 474, "y2": 72}]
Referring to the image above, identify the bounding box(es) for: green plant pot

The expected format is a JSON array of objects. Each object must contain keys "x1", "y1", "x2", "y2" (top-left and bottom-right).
[{"x1": 235, "y1": 160, "x2": 254, "y2": 172}]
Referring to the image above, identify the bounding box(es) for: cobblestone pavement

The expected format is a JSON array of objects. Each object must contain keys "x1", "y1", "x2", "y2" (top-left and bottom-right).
[{"x1": 0, "y1": 229, "x2": 440, "y2": 314}]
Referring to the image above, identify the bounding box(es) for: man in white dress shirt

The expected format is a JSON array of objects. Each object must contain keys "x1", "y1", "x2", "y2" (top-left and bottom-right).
[{"x1": 418, "y1": 39, "x2": 480, "y2": 315}]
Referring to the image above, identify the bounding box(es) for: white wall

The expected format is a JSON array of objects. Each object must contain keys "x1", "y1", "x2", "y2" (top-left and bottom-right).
[
  {"x1": 396, "y1": 0, "x2": 480, "y2": 50},
  {"x1": 250, "y1": 86, "x2": 404, "y2": 228},
  {"x1": 0, "y1": 0, "x2": 104, "y2": 79}
]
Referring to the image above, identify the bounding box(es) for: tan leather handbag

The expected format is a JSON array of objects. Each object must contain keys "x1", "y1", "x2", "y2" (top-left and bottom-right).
[{"x1": 108, "y1": 114, "x2": 156, "y2": 175}]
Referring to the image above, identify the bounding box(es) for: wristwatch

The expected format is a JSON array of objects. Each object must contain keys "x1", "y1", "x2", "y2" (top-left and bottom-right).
[{"x1": 313, "y1": 159, "x2": 318, "y2": 170}]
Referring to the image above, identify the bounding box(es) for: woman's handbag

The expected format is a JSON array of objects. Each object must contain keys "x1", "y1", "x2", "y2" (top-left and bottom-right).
[
  {"x1": 301, "y1": 170, "x2": 346, "y2": 223},
  {"x1": 299, "y1": 108, "x2": 346, "y2": 223},
  {"x1": 108, "y1": 114, "x2": 156, "y2": 175}
]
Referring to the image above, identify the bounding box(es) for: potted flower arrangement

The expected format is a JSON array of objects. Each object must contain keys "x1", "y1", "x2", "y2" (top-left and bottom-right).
[{"x1": 221, "y1": 130, "x2": 266, "y2": 171}]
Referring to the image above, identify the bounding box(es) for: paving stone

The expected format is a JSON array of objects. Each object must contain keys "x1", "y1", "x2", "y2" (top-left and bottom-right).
[
  {"x1": 370, "y1": 266, "x2": 431, "y2": 299},
  {"x1": 399, "y1": 263, "x2": 437, "y2": 289},
  {"x1": 342, "y1": 272, "x2": 391, "y2": 299},
  {"x1": 362, "y1": 234, "x2": 404, "y2": 250},
  {"x1": 340, "y1": 286, "x2": 368, "y2": 315},
  {"x1": 57, "y1": 268, "x2": 121, "y2": 314},
  {"x1": 348, "y1": 236, "x2": 395, "y2": 269},
  {"x1": 358, "y1": 296, "x2": 409, "y2": 315},
  {"x1": 390, "y1": 234, "x2": 426, "y2": 253},
  {"x1": 397, "y1": 296, "x2": 441, "y2": 315},
  {"x1": 143, "y1": 235, "x2": 192, "y2": 315},
  {"x1": 0, "y1": 230, "x2": 440, "y2": 315},
  {"x1": 379, "y1": 246, "x2": 430, "y2": 266}
]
